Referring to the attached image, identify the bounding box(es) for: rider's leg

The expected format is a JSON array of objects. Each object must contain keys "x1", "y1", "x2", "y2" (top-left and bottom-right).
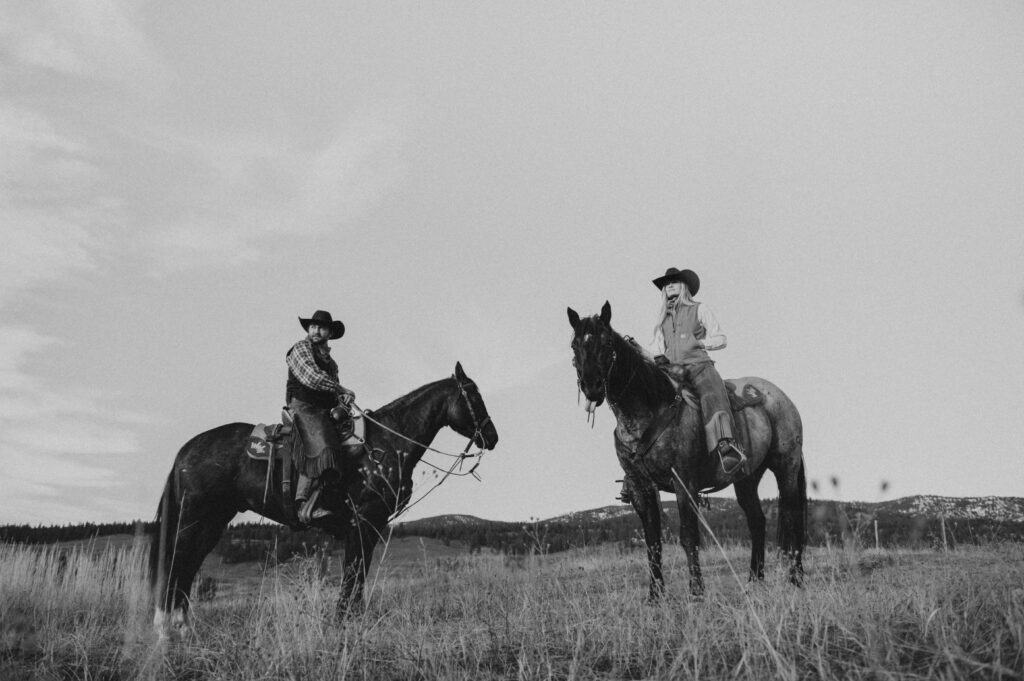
[
  {"x1": 686, "y1": 362, "x2": 748, "y2": 478},
  {"x1": 290, "y1": 399, "x2": 341, "y2": 522}
]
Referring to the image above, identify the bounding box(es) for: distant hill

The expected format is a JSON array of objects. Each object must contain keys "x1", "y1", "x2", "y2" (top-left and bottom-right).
[
  {"x1": 3, "y1": 496, "x2": 1022, "y2": 558},
  {"x1": 391, "y1": 495, "x2": 1024, "y2": 552}
]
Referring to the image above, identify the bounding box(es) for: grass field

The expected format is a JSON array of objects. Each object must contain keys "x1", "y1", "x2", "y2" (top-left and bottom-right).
[{"x1": 1, "y1": 534, "x2": 1022, "y2": 680}]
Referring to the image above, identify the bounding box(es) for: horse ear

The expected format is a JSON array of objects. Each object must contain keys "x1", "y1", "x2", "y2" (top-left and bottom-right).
[
  {"x1": 567, "y1": 307, "x2": 581, "y2": 329},
  {"x1": 454, "y1": 361, "x2": 466, "y2": 380},
  {"x1": 600, "y1": 301, "x2": 611, "y2": 325}
]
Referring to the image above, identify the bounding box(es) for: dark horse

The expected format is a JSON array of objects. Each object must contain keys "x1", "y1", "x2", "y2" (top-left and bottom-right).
[
  {"x1": 149, "y1": 362, "x2": 498, "y2": 631},
  {"x1": 568, "y1": 302, "x2": 806, "y2": 598}
]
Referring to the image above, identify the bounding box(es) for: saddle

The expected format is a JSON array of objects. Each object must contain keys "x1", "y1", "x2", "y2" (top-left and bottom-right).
[
  {"x1": 245, "y1": 408, "x2": 368, "y2": 523},
  {"x1": 660, "y1": 366, "x2": 765, "y2": 411},
  {"x1": 723, "y1": 379, "x2": 765, "y2": 411},
  {"x1": 630, "y1": 367, "x2": 766, "y2": 466}
]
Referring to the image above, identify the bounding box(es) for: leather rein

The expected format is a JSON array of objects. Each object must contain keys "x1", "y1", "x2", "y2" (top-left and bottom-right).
[{"x1": 352, "y1": 374, "x2": 490, "y2": 521}]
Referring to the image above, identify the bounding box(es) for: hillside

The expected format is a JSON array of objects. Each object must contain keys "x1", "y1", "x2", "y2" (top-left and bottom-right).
[
  {"x1": 2, "y1": 495, "x2": 1022, "y2": 559},
  {"x1": 391, "y1": 495, "x2": 1024, "y2": 552}
]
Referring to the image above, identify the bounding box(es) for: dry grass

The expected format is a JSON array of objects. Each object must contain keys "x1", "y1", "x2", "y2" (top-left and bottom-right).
[{"x1": 1, "y1": 537, "x2": 1022, "y2": 680}]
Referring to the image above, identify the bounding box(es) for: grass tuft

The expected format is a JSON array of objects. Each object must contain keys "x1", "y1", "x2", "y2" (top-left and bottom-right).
[{"x1": 1, "y1": 539, "x2": 1022, "y2": 679}]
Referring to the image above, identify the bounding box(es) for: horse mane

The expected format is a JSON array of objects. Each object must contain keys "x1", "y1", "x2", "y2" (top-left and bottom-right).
[
  {"x1": 373, "y1": 377, "x2": 450, "y2": 417},
  {"x1": 609, "y1": 329, "x2": 679, "y2": 409}
]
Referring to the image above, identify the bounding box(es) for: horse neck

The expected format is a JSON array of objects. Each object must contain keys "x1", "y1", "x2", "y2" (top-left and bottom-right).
[
  {"x1": 372, "y1": 378, "x2": 454, "y2": 464},
  {"x1": 606, "y1": 332, "x2": 674, "y2": 417}
]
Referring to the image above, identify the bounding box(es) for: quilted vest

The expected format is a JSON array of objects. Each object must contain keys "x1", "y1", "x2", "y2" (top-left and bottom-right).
[{"x1": 660, "y1": 302, "x2": 711, "y2": 366}]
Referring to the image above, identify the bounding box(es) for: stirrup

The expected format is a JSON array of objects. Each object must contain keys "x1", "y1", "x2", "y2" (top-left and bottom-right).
[
  {"x1": 298, "y1": 489, "x2": 327, "y2": 524},
  {"x1": 717, "y1": 440, "x2": 748, "y2": 477}
]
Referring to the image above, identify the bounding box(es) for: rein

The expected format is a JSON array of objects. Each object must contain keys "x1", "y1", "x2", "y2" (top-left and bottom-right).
[
  {"x1": 353, "y1": 375, "x2": 488, "y2": 460},
  {"x1": 351, "y1": 374, "x2": 488, "y2": 521}
]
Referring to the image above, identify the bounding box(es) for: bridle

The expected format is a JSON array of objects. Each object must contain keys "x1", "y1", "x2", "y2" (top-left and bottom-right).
[
  {"x1": 454, "y1": 374, "x2": 493, "y2": 451},
  {"x1": 352, "y1": 374, "x2": 492, "y2": 521},
  {"x1": 354, "y1": 374, "x2": 490, "y2": 460},
  {"x1": 573, "y1": 329, "x2": 637, "y2": 424}
]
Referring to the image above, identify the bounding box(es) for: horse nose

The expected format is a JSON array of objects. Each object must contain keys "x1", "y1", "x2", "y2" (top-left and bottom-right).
[{"x1": 473, "y1": 421, "x2": 497, "y2": 449}]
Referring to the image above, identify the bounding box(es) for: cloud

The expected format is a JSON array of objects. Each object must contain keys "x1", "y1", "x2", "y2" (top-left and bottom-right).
[
  {"x1": 0, "y1": 325, "x2": 154, "y2": 519},
  {"x1": 138, "y1": 109, "x2": 406, "y2": 274},
  {"x1": 0, "y1": 107, "x2": 105, "y2": 305},
  {"x1": 0, "y1": 327, "x2": 60, "y2": 389},
  {"x1": 0, "y1": 1, "x2": 170, "y2": 304},
  {"x1": 0, "y1": 0, "x2": 170, "y2": 95},
  {"x1": 295, "y1": 107, "x2": 405, "y2": 229},
  {"x1": 0, "y1": 482, "x2": 142, "y2": 526},
  {"x1": 5, "y1": 423, "x2": 140, "y2": 458}
]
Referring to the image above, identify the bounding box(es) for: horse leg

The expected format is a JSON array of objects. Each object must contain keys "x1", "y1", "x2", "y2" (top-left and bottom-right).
[
  {"x1": 671, "y1": 478, "x2": 704, "y2": 597},
  {"x1": 337, "y1": 508, "x2": 387, "y2": 619},
  {"x1": 156, "y1": 500, "x2": 234, "y2": 635},
  {"x1": 627, "y1": 480, "x2": 664, "y2": 601},
  {"x1": 733, "y1": 475, "x2": 766, "y2": 581},
  {"x1": 772, "y1": 452, "x2": 807, "y2": 586}
]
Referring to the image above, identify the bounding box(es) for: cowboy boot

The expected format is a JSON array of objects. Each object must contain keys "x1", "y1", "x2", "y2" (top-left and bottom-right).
[
  {"x1": 298, "y1": 489, "x2": 335, "y2": 524},
  {"x1": 297, "y1": 479, "x2": 333, "y2": 524}
]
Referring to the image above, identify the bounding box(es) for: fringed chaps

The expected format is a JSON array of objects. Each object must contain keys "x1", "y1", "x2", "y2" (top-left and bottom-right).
[{"x1": 302, "y1": 447, "x2": 337, "y2": 477}]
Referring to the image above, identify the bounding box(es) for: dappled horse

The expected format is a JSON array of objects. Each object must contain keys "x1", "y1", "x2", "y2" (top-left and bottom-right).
[
  {"x1": 568, "y1": 302, "x2": 806, "y2": 598},
  {"x1": 150, "y1": 362, "x2": 498, "y2": 632}
]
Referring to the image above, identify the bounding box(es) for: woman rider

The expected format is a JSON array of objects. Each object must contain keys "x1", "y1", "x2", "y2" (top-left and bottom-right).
[{"x1": 650, "y1": 267, "x2": 748, "y2": 486}]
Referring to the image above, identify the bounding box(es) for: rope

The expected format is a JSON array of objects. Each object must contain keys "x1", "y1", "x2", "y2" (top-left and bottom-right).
[
  {"x1": 345, "y1": 378, "x2": 489, "y2": 522},
  {"x1": 352, "y1": 404, "x2": 486, "y2": 461},
  {"x1": 388, "y1": 451, "x2": 478, "y2": 522}
]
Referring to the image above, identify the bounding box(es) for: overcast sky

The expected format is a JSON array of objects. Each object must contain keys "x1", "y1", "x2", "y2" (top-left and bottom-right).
[{"x1": 2, "y1": 1, "x2": 1022, "y2": 527}]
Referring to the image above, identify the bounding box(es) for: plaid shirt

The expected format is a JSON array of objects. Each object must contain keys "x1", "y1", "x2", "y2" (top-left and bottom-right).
[{"x1": 286, "y1": 339, "x2": 342, "y2": 393}]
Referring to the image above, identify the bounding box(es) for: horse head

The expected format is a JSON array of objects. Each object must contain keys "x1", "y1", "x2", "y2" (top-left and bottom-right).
[
  {"x1": 567, "y1": 301, "x2": 616, "y2": 413},
  {"x1": 448, "y1": 361, "x2": 499, "y2": 450}
]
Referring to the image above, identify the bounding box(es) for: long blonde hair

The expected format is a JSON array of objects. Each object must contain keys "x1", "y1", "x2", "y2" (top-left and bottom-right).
[{"x1": 652, "y1": 284, "x2": 696, "y2": 340}]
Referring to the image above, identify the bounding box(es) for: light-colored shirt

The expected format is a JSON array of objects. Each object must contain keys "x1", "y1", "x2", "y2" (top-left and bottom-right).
[{"x1": 649, "y1": 301, "x2": 727, "y2": 359}]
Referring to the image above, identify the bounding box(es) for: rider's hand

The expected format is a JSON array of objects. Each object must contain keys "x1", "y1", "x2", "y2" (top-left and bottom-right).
[{"x1": 338, "y1": 389, "x2": 356, "y2": 404}]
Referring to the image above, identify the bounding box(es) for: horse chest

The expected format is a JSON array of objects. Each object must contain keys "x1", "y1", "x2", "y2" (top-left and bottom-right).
[{"x1": 359, "y1": 452, "x2": 403, "y2": 496}]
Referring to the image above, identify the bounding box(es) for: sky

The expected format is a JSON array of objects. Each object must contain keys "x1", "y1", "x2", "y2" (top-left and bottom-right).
[{"x1": 1, "y1": 1, "x2": 1022, "y2": 527}]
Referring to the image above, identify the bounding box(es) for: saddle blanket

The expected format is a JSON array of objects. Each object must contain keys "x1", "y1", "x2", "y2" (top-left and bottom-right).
[{"x1": 245, "y1": 412, "x2": 367, "y2": 461}]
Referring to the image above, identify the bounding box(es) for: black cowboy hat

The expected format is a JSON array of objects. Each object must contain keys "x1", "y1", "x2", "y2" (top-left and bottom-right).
[
  {"x1": 298, "y1": 310, "x2": 345, "y2": 339},
  {"x1": 652, "y1": 267, "x2": 700, "y2": 294}
]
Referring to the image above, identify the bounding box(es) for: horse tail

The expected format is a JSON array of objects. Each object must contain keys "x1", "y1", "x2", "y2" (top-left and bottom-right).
[
  {"x1": 777, "y1": 454, "x2": 807, "y2": 553},
  {"x1": 148, "y1": 468, "x2": 180, "y2": 609}
]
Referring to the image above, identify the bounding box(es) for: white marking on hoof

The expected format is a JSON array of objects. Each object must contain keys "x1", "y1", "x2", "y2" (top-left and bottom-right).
[{"x1": 153, "y1": 607, "x2": 190, "y2": 640}]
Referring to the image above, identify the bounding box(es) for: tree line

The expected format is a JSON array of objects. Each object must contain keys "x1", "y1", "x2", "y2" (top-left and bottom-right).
[{"x1": 3, "y1": 499, "x2": 1022, "y2": 561}]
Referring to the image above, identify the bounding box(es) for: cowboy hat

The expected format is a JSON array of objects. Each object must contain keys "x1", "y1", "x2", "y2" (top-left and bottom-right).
[
  {"x1": 652, "y1": 267, "x2": 700, "y2": 294},
  {"x1": 298, "y1": 310, "x2": 345, "y2": 339}
]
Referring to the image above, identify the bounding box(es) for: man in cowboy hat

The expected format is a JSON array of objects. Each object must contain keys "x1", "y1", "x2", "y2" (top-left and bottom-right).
[
  {"x1": 286, "y1": 309, "x2": 356, "y2": 523},
  {"x1": 650, "y1": 267, "x2": 748, "y2": 487}
]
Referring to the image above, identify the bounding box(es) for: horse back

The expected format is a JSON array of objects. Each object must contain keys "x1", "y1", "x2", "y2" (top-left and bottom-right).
[
  {"x1": 728, "y1": 376, "x2": 803, "y2": 454},
  {"x1": 172, "y1": 422, "x2": 254, "y2": 497}
]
